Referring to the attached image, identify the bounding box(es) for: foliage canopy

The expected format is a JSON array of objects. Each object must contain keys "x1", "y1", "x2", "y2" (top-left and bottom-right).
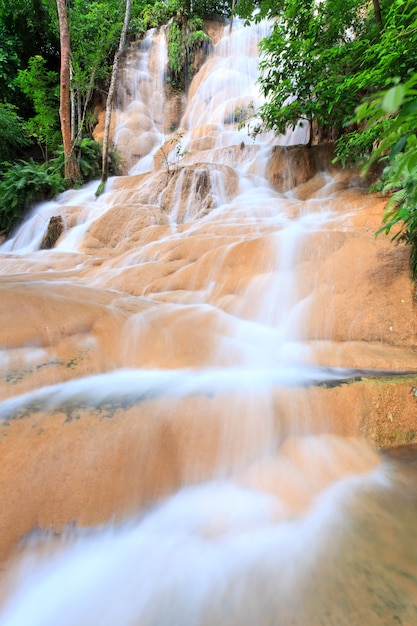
[{"x1": 236, "y1": 0, "x2": 417, "y2": 156}]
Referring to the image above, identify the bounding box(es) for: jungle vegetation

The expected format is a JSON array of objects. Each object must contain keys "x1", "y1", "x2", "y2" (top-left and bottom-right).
[{"x1": 0, "y1": 0, "x2": 225, "y2": 232}]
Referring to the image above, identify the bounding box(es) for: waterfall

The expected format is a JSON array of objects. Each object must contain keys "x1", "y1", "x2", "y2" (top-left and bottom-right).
[
  {"x1": 112, "y1": 27, "x2": 169, "y2": 173},
  {"x1": 1, "y1": 18, "x2": 417, "y2": 626}
]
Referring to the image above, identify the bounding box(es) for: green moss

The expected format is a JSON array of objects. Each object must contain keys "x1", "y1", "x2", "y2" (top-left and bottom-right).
[
  {"x1": 167, "y1": 18, "x2": 210, "y2": 91},
  {"x1": 1, "y1": 351, "x2": 89, "y2": 386},
  {"x1": 374, "y1": 428, "x2": 417, "y2": 449},
  {"x1": 357, "y1": 374, "x2": 417, "y2": 448}
]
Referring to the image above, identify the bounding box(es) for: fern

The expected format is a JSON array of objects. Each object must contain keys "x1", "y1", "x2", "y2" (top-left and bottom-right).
[{"x1": 0, "y1": 160, "x2": 66, "y2": 233}]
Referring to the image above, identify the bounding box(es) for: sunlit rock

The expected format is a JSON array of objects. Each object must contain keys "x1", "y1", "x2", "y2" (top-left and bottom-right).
[
  {"x1": 266, "y1": 144, "x2": 338, "y2": 192},
  {"x1": 80, "y1": 204, "x2": 169, "y2": 253}
]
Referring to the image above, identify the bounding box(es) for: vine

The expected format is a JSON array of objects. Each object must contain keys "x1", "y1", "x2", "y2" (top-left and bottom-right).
[{"x1": 167, "y1": 16, "x2": 210, "y2": 91}]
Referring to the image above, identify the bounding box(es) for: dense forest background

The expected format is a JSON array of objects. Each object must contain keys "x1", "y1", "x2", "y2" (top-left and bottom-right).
[{"x1": 0, "y1": 0, "x2": 416, "y2": 274}]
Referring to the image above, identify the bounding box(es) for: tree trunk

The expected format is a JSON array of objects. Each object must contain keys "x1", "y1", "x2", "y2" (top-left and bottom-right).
[
  {"x1": 96, "y1": 0, "x2": 131, "y2": 196},
  {"x1": 70, "y1": 64, "x2": 76, "y2": 144},
  {"x1": 307, "y1": 117, "x2": 313, "y2": 147},
  {"x1": 56, "y1": 0, "x2": 79, "y2": 182},
  {"x1": 229, "y1": 0, "x2": 236, "y2": 34},
  {"x1": 76, "y1": 68, "x2": 97, "y2": 142},
  {"x1": 372, "y1": 0, "x2": 383, "y2": 28}
]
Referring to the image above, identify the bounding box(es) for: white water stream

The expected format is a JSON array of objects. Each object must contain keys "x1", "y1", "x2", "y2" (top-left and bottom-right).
[{"x1": 1, "y1": 19, "x2": 417, "y2": 626}]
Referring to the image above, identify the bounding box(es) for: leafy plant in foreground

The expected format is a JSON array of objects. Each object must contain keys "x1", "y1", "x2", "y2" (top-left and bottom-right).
[
  {"x1": 354, "y1": 74, "x2": 417, "y2": 278},
  {"x1": 0, "y1": 160, "x2": 66, "y2": 234}
]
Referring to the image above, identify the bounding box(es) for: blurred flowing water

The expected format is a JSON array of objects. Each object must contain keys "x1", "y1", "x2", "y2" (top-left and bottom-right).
[{"x1": 1, "y1": 19, "x2": 417, "y2": 626}]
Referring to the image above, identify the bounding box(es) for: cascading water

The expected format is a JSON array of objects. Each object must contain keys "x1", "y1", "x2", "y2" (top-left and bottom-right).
[
  {"x1": 112, "y1": 27, "x2": 169, "y2": 173},
  {"x1": 1, "y1": 18, "x2": 417, "y2": 626}
]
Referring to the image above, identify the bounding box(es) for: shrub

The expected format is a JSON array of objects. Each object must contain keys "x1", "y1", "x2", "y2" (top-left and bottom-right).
[
  {"x1": 354, "y1": 75, "x2": 417, "y2": 279},
  {"x1": 53, "y1": 138, "x2": 123, "y2": 185},
  {"x1": 0, "y1": 103, "x2": 32, "y2": 166},
  {"x1": 0, "y1": 160, "x2": 66, "y2": 234}
]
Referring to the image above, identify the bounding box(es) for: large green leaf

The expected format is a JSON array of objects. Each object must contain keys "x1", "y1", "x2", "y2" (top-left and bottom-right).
[{"x1": 382, "y1": 84, "x2": 406, "y2": 114}]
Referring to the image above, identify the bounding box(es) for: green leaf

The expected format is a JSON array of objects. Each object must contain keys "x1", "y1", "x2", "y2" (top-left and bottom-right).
[
  {"x1": 390, "y1": 135, "x2": 408, "y2": 160},
  {"x1": 397, "y1": 98, "x2": 417, "y2": 120},
  {"x1": 382, "y1": 85, "x2": 406, "y2": 114},
  {"x1": 95, "y1": 181, "x2": 105, "y2": 197}
]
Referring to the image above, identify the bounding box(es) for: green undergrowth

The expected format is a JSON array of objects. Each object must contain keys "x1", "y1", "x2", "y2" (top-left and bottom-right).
[{"x1": 0, "y1": 138, "x2": 122, "y2": 236}]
